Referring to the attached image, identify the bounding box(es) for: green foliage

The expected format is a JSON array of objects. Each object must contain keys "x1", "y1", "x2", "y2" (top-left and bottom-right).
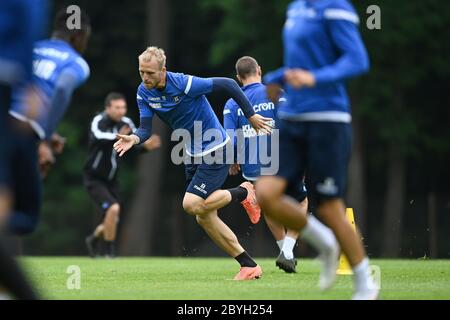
[
  {"x1": 354, "y1": 1, "x2": 450, "y2": 156},
  {"x1": 200, "y1": 0, "x2": 290, "y2": 72}
]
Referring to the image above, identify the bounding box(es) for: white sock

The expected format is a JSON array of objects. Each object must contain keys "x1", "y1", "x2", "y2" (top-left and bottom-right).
[
  {"x1": 353, "y1": 257, "x2": 373, "y2": 291},
  {"x1": 301, "y1": 215, "x2": 336, "y2": 254},
  {"x1": 281, "y1": 236, "x2": 296, "y2": 259},
  {"x1": 276, "y1": 239, "x2": 284, "y2": 251}
]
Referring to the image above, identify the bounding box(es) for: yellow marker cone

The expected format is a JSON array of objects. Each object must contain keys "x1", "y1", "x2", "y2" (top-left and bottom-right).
[{"x1": 336, "y1": 208, "x2": 357, "y2": 275}]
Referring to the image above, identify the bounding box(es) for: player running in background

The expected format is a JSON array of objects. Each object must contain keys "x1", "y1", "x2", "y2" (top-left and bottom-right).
[
  {"x1": 84, "y1": 92, "x2": 161, "y2": 258},
  {"x1": 113, "y1": 47, "x2": 273, "y2": 280},
  {"x1": 0, "y1": 0, "x2": 49, "y2": 299},
  {"x1": 257, "y1": 0, "x2": 378, "y2": 299},
  {"x1": 7, "y1": 8, "x2": 91, "y2": 235},
  {"x1": 224, "y1": 56, "x2": 306, "y2": 273}
]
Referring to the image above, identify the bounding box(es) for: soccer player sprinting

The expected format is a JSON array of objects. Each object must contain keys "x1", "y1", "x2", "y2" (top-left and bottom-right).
[
  {"x1": 0, "y1": 0, "x2": 49, "y2": 299},
  {"x1": 114, "y1": 47, "x2": 273, "y2": 280},
  {"x1": 257, "y1": 0, "x2": 378, "y2": 299},
  {"x1": 223, "y1": 56, "x2": 307, "y2": 273},
  {"x1": 84, "y1": 92, "x2": 161, "y2": 258},
  {"x1": 7, "y1": 9, "x2": 91, "y2": 235}
]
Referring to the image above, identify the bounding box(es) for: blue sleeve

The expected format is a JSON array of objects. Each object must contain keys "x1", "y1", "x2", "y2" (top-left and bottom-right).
[
  {"x1": 263, "y1": 67, "x2": 287, "y2": 85},
  {"x1": 133, "y1": 117, "x2": 153, "y2": 144},
  {"x1": 134, "y1": 91, "x2": 154, "y2": 144},
  {"x1": 211, "y1": 78, "x2": 255, "y2": 118},
  {"x1": 19, "y1": 0, "x2": 34, "y2": 83},
  {"x1": 30, "y1": 0, "x2": 49, "y2": 41},
  {"x1": 67, "y1": 57, "x2": 90, "y2": 87},
  {"x1": 42, "y1": 58, "x2": 90, "y2": 138},
  {"x1": 1, "y1": 0, "x2": 45, "y2": 85},
  {"x1": 173, "y1": 73, "x2": 213, "y2": 97},
  {"x1": 43, "y1": 69, "x2": 79, "y2": 138},
  {"x1": 223, "y1": 101, "x2": 238, "y2": 131},
  {"x1": 223, "y1": 101, "x2": 238, "y2": 162},
  {"x1": 311, "y1": 6, "x2": 369, "y2": 84}
]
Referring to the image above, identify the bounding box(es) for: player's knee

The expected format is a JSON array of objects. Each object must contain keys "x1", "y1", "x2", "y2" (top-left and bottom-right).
[
  {"x1": 256, "y1": 181, "x2": 281, "y2": 208},
  {"x1": 195, "y1": 214, "x2": 208, "y2": 226},
  {"x1": 316, "y1": 198, "x2": 345, "y2": 221},
  {"x1": 108, "y1": 203, "x2": 120, "y2": 216},
  {"x1": 182, "y1": 199, "x2": 194, "y2": 215},
  {"x1": 183, "y1": 199, "x2": 205, "y2": 216}
]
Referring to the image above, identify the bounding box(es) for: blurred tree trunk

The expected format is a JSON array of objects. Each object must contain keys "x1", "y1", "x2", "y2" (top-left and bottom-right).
[
  {"x1": 382, "y1": 88, "x2": 407, "y2": 257},
  {"x1": 170, "y1": 195, "x2": 184, "y2": 256},
  {"x1": 120, "y1": 0, "x2": 169, "y2": 256},
  {"x1": 347, "y1": 113, "x2": 367, "y2": 237},
  {"x1": 427, "y1": 192, "x2": 437, "y2": 258},
  {"x1": 382, "y1": 143, "x2": 406, "y2": 257}
]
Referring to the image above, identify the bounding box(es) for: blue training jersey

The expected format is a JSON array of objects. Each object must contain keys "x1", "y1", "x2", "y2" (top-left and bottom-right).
[
  {"x1": 137, "y1": 72, "x2": 229, "y2": 157},
  {"x1": 0, "y1": 0, "x2": 48, "y2": 86},
  {"x1": 264, "y1": 0, "x2": 369, "y2": 123},
  {"x1": 223, "y1": 82, "x2": 277, "y2": 180},
  {"x1": 10, "y1": 39, "x2": 90, "y2": 139}
]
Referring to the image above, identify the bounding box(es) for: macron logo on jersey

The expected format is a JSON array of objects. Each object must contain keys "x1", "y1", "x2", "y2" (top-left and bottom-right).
[{"x1": 237, "y1": 102, "x2": 275, "y2": 117}]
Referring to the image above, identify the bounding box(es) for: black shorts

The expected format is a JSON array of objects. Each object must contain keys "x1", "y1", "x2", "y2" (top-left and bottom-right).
[{"x1": 83, "y1": 174, "x2": 120, "y2": 214}]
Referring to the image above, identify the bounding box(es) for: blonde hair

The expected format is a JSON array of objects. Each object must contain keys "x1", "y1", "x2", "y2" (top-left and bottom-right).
[{"x1": 138, "y1": 46, "x2": 166, "y2": 69}]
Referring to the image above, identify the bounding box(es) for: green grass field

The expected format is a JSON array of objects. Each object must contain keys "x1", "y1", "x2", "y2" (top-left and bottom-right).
[{"x1": 20, "y1": 257, "x2": 450, "y2": 300}]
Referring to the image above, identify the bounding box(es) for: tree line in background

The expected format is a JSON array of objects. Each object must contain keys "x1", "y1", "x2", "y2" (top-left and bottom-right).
[{"x1": 23, "y1": 0, "x2": 450, "y2": 258}]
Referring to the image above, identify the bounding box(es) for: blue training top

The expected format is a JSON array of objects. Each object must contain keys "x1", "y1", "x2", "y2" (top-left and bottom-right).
[
  {"x1": 0, "y1": 0, "x2": 48, "y2": 86},
  {"x1": 10, "y1": 39, "x2": 90, "y2": 139},
  {"x1": 136, "y1": 72, "x2": 233, "y2": 157},
  {"x1": 223, "y1": 82, "x2": 278, "y2": 180},
  {"x1": 264, "y1": 0, "x2": 369, "y2": 123}
]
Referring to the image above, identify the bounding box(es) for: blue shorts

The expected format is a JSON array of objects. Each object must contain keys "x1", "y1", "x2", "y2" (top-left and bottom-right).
[
  {"x1": 5, "y1": 117, "x2": 42, "y2": 235},
  {"x1": 184, "y1": 147, "x2": 230, "y2": 199},
  {"x1": 276, "y1": 119, "x2": 351, "y2": 202},
  {"x1": 245, "y1": 173, "x2": 307, "y2": 203},
  {"x1": 286, "y1": 179, "x2": 308, "y2": 203},
  {"x1": 0, "y1": 85, "x2": 11, "y2": 185},
  {"x1": 1, "y1": 87, "x2": 42, "y2": 235}
]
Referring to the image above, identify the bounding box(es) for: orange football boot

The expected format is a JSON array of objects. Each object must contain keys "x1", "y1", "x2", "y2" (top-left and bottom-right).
[
  {"x1": 239, "y1": 182, "x2": 261, "y2": 224},
  {"x1": 233, "y1": 265, "x2": 263, "y2": 280}
]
